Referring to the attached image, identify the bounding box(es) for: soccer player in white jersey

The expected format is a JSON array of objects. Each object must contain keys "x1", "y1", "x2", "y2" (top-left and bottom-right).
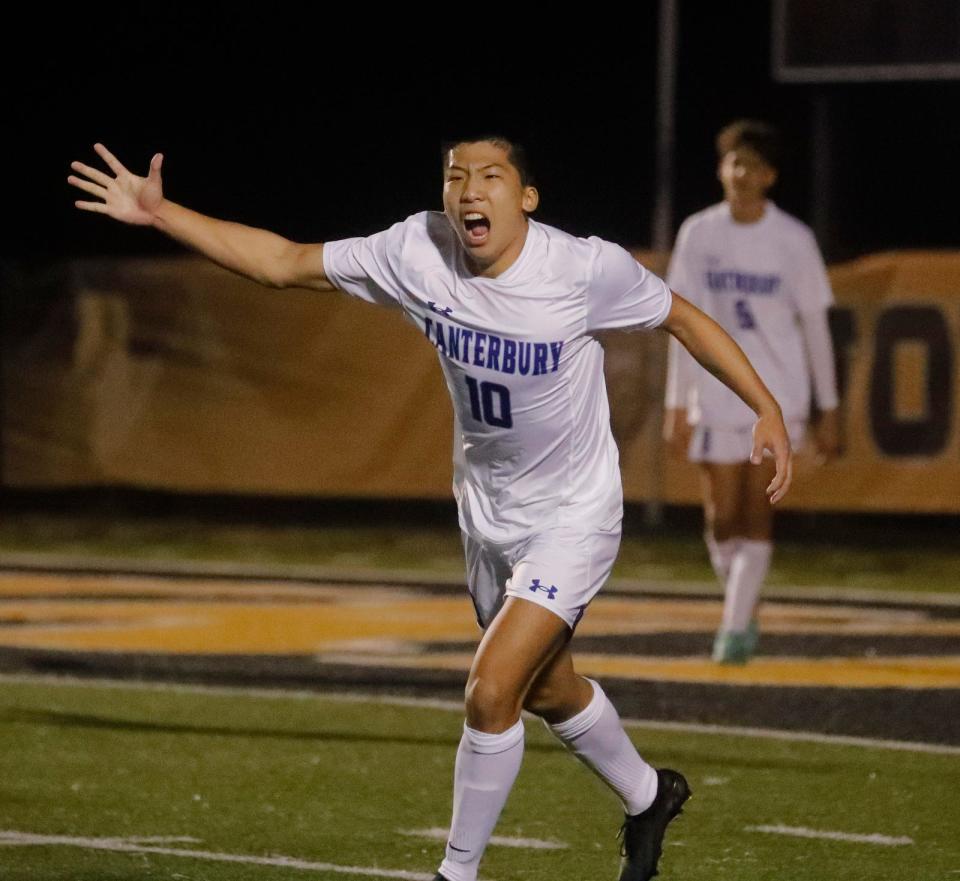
[
  {"x1": 664, "y1": 120, "x2": 840, "y2": 664},
  {"x1": 69, "y1": 136, "x2": 793, "y2": 881}
]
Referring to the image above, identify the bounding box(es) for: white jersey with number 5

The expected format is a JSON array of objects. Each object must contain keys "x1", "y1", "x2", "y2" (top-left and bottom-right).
[
  {"x1": 323, "y1": 211, "x2": 672, "y2": 543},
  {"x1": 666, "y1": 201, "x2": 833, "y2": 429}
]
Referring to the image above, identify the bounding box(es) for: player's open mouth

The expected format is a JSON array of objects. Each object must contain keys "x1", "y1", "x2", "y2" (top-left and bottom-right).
[{"x1": 463, "y1": 213, "x2": 491, "y2": 246}]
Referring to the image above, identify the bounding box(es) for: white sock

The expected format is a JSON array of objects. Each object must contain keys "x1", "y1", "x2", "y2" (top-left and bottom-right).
[
  {"x1": 546, "y1": 679, "x2": 658, "y2": 816},
  {"x1": 706, "y1": 534, "x2": 739, "y2": 584},
  {"x1": 721, "y1": 539, "x2": 773, "y2": 632},
  {"x1": 439, "y1": 719, "x2": 525, "y2": 881}
]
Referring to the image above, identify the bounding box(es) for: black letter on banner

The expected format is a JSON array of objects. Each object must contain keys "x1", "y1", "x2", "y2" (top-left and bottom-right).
[
  {"x1": 828, "y1": 307, "x2": 856, "y2": 400},
  {"x1": 869, "y1": 306, "x2": 953, "y2": 456}
]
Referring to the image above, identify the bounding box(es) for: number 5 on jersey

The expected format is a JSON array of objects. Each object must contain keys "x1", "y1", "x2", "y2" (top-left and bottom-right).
[
  {"x1": 465, "y1": 375, "x2": 513, "y2": 428},
  {"x1": 734, "y1": 298, "x2": 757, "y2": 330}
]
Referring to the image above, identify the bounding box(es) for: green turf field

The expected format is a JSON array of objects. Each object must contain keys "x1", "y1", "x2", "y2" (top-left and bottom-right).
[
  {"x1": 3, "y1": 512, "x2": 960, "y2": 594},
  {"x1": 0, "y1": 677, "x2": 956, "y2": 881}
]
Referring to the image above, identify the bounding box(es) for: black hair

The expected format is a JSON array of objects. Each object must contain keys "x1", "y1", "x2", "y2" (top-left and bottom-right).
[
  {"x1": 440, "y1": 134, "x2": 535, "y2": 188},
  {"x1": 715, "y1": 119, "x2": 781, "y2": 171}
]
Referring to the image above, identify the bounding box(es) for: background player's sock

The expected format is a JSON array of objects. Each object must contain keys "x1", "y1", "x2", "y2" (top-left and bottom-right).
[
  {"x1": 721, "y1": 539, "x2": 773, "y2": 631},
  {"x1": 545, "y1": 679, "x2": 658, "y2": 815},
  {"x1": 439, "y1": 719, "x2": 525, "y2": 881},
  {"x1": 706, "y1": 534, "x2": 739, "y2": 584}
]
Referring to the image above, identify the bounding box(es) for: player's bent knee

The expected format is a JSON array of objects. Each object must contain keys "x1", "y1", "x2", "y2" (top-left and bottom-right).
[{"x1": 464, "y1": 674, "x2": 523, "y2": 732}]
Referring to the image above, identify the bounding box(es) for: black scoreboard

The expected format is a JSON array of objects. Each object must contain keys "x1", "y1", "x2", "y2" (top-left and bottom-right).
[{"x1": 772, "y1": 0, "x2": 960, "y2": 82}]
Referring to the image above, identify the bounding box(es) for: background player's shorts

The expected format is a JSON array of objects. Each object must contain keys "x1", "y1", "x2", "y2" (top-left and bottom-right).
[
  {"x1": 461, "y1": 524, "x2": 621, "y2": 630},
  {"x1": 688, "y1": 421, "x2": 806, "y2": 464}
]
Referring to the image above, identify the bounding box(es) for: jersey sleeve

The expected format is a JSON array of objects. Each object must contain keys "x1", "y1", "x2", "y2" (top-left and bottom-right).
[
  {"x1": 321, "y1": 217, "x2": 412, "y2": 309},
  {"x1": 663, "y1": 219, "x2": 700, "y2": 409},
  {"x1": 789, "y1": 226, "x2": 834, "y2": 313},
  {"x1": 798, "y1": 307, "x2": 840, "y2": 410},
  {"x1": 585, "y1": 238, "x2": 673, "y2": 332},
  {"x1": 665, "y1": 217, "x2": 697, "y2": 299}
]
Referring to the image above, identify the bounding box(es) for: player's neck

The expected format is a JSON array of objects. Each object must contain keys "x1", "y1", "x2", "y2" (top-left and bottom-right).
[
  {"x1": 727, "y1": 197, "x2": 768, "y2": 224},
  {"x1": 463, "y1": 220, "x2": 530, "y2": 279}
]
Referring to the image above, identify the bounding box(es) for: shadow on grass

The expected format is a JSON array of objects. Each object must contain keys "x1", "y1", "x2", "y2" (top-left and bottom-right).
[
  {"x1": 0, "y1": 707, "x2": 560, "y2": 752},
  {"x1": 0, "y1": 708, "x2": 849, "y2": 771}
]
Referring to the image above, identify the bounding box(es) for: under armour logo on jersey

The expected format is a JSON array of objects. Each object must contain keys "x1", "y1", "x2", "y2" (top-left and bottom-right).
[
  {"x1": 528, "y1": 578, "x2": 558, "y2": 600},
  {"x1": 428, "y1": 301, "x2": 453, "y2": 317}
]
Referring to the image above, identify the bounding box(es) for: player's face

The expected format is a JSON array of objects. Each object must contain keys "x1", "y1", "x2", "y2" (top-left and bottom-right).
[
  {"x1": 442, "y1": 141, "x2": 539, "y2": 278},
  {"x1": 718, "y1": 147, "x2": 777, "y2": 204}
]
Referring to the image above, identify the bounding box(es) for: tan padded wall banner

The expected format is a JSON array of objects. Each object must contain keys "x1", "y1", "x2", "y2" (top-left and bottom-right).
[
  {"x1": 6, "y1": 256, "x2": 455, "y2": 497},
  {"x1": 5, "y1": 250, "x2": 960, "y2": 512},
  {"x1": 622, "y1": 251, "x2": 960, "y2": 513}
]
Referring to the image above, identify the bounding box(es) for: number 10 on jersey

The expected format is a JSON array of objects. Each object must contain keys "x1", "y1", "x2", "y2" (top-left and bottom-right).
[{"x1": 465, "y1": 375, "x2": 513, "y2": 428}]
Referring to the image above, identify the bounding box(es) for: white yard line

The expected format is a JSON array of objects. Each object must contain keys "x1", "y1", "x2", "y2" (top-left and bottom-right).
[
  {"x1": 123, "y1": 836, "x2": 203, "y2": 843},
  {"x1": 400, "y1": 827, "x2": 568, "y2": 850},
  {"x1": 2, "y1": 671, "x2": 958, "y2": 756},
  {"x1": 616, "y1": 718, "x2": 960, "y2": 757},
  {"x1": 745, "y1": 824, "x2": 914, "y2": 846},
  {"x1": 0, "y1": 831, "x2": 438, "y2": 880}
]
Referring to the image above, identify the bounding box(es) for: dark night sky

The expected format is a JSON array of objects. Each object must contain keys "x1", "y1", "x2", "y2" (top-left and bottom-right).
[{"x1": 11, "y1": 3, "x2": 960, "y2": 264}]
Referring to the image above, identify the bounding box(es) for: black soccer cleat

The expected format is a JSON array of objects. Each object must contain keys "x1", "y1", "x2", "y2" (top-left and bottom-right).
[
  {"x1": 433, "y1": 875, "x2": 451, "y2": 881},
  {"x1": 617, "y1": 768, "x2": 692, "y2": 881}
]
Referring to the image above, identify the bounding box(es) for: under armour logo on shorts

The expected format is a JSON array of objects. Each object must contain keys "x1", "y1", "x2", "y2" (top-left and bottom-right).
[{"x1": 528, "y1": 578, "x2": 558, "y2": 600}]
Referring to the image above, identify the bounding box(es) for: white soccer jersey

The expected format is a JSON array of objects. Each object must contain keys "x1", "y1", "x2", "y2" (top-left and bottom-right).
[
  {"x1": 665, "y1": 201, "x2": 834, "y2": 429},
  {"x1": 323, "y1": 211, "x2": 672, "y2": 543}
]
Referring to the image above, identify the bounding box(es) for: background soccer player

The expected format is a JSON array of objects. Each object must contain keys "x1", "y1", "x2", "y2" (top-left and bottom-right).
[
  {"x1": 70, "y1": 136, "x2": 792, "y2": 881},
  {"x1": 664, "y1": 119, "x2": 840, "y2": 664}
]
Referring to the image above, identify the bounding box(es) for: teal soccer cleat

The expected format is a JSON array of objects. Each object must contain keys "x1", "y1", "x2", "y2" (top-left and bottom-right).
[{"x1": 712, "y1": 618, "x2": 760, "y2": 664}]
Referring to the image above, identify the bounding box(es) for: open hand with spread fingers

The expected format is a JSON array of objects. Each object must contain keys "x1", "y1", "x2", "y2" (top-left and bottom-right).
[{"x1": 68, "y1": 143, "x2": 164, "y2": 226}]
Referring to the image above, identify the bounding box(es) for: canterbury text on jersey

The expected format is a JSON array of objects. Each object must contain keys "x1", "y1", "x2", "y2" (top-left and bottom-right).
[{"x1": 323, "y1": 212, "x2": 672, "y2": 543}]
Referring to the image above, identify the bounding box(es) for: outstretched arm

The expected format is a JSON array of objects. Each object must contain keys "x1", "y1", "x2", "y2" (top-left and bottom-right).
[
  {"x1": 68, "y1": 144, "x2": 335, "y2": 292},
  {"x1": 660, "y1": 291, "x2": 793, "y2": 503}
]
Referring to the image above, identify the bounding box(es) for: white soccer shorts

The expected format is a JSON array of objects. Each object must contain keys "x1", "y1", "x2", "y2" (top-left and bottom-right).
[
  {"x1": 688, "y1": 421, "x2": 806, "y2": 464},
  {"x1": 461, "y1": 524, "x2": 621, "y2": 630}
]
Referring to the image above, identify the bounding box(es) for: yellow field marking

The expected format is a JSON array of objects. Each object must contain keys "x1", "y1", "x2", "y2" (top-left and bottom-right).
[
  {"x1": 0, "y1": 572, "x2": 941, "y2": 631},
  {"x1": 315, "y1": 651, "x2": 960, "y2": 690},
  {"x1": 3, "y1": 596, "x2": 958, "y2": 651},
  {"x1": 2, "y1": 577, "x2": 960, "y2": 654},
  {"x1": 0, "y1": 598, "x2": 480, "y2": 653},
  {"x1": 2, "y1": 573, "x2": 959, "y2": 681}
]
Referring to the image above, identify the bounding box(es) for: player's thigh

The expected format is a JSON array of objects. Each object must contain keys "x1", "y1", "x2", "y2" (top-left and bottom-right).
[
  {"x1": 741, "y1": 458, "x2": 777, "y2": 539},
  {"x1": 699, "y1": 463, "x2": 746, "y2": 539},
  {"x1": 464, "y1": 524, "x2": 619, "y2": 727},
  {"x1": 466, "y1": 596, "x2": 572, "y2": 729}
]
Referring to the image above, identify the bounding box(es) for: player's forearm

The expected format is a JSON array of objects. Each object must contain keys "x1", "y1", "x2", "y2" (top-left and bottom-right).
[
  {"x1": 664, "y1": 336, "x2": 693, "y2": 408},
  {"x1": 663, "y1": 293, "x2": 781, "y2": 418},
  {"x1": 152, "y1": 199, "x2": 296, "y2": 288}
]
